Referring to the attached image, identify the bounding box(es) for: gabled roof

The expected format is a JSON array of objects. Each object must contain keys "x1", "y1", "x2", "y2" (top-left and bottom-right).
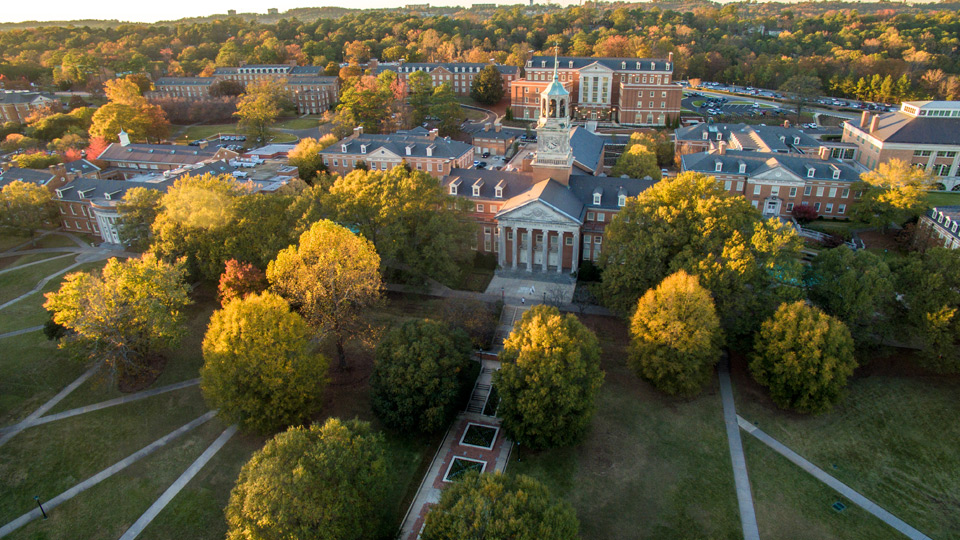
[
  {"x1": 528, "y1": 56, "x2": 672, "y2": 72},
  {"x1": 54, "y1": 177, "x2": 173, "y2": 205},
  {"x1": 376, "y1": 62, "x2": 519, "y2": 76},
  {"x1": 320, "y1": 134, "x2": 472, "y2": 160},
  {"x1": 0, "y1": 167, "x2": 55, "y2": 189},
  {"x1": 569, "y1": 127, "x2": 604, "y2": 173},
  {"x1": 681, "y1": 150, "x2": 860, "y2": 183},
  {"x1": 676, "y1": 123, "x2": 820, "y2": 153},
  {"x1": 568, "y1": 175, "x2": 656, "y2": 210},
  {"x1": 64, "y1": 159, "x2": 100, "y2": 175},
  {"x1": 441, "y1": 169, "x2": 536, "y2": 200},
  {"x1": 0, "y1": 90, "x2": 57, "y2": 105},
  {"x1": 98, "y1": 143, "x2": 225, "y2": 165},
  {"x1": 928, "y1": 205, "x2": 960, "y2": 243},
  {"x1": 497, "y1": 179, "x2": 586, "y2": 223},
  {"x1": 857, "y1": 111, "x2": 960, "y2": 145}
]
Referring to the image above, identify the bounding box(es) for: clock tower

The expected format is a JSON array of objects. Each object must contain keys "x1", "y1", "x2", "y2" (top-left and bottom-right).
[{"x1": 532, "y1": 47, "x2": 574, "y2": 185}]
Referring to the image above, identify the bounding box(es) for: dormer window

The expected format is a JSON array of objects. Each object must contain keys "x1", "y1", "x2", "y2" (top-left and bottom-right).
[
  {"x1": 832, "y1": 168, "x2": 841, "y2": 180},
  {"x1": 592, "y1": 188, "x2": 602, "y2": 205},
  {"x1": 341, "y1": 144, "x2": 347, "y2": 152},
  {"x1": 541, "y1": 61, "x2": 546, "y2": 67},
  {"x1": 702, "y1": 132, "x2": 708, "y2": 140},
  {"x1": 621, "y1": 61, "x2": 626, "y2": 69},
  {"x1": 636, "y1": 62, "x2": 641, "y2": 70},
  {"x1": 716, "y1": 133, "x2": 722, "y2": 141},
  {"x1": 650, "y1": 62, "x2": 655, "y2": 70},
  {"x1": 715, "y1": 161, "x2": 723, "y2": 172},
  {"x1": 405, "y1": 144, "x2": 414, "y2": 156},
  {"x1": 807, "y1": 167, "x2": 815, "y2": 178},
  {"x1": 568, "y1": 60, "x2": 573, "y2": 68},
  {"x1": 618, "y1": 195, "x2": 626, "y2": 207},
  {"x1": 793, "y1": 136, "x2": 801, "y2": 145},
  {"x1": 360, "y1": 144, "x2": 367, "y2": 154},
  {"x1": 738, "y1": 162, "x2": 746, "y2": 174},
  {"x1": 426, "y1": 144, "x2": 435, "y2": 157},
  {"x1": 449, "y1": 184, "x2": 457, "y2": 195},
  {"x1": 495, "y1": 180, "x2": 504, "y2": 198},
  {"x1": 472, "y1": 179, "x2": 484, "y2": 197}
]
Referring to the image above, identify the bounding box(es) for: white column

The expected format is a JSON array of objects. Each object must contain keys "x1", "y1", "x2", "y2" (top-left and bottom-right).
[
  {"x1": 557, "y1": 230, "x2": 564, "y2": 273},
  {"x1": 497, "y1": 225, "x2": 506, "y2": 268},
  {"x1": 511, "y1": 226, "x2": 518, "y2": 270},
  {"x1": 541, "y1": 229, "x2": 549, "y2": 272},
  {"x1": 527, "y1": 228, "x2": 534, "y2": 273},
  {"x1": 572, "y1": 231, "x2": 580, "y2": 273}
]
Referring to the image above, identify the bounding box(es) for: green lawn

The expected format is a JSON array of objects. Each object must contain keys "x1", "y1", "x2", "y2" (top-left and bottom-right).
[
  {"x1": 0, "y1": 332, "x2": 87, "y2": 425},
  {"x1": 743, "y1": 436, "x2": 902, "y2": 539},
  {"x1": 0, "y1": 259, "x2": 108, "y2": 335},
  {"x1": 273, "y1": 116, "x2": 323, "y2": 130},
  {"x1": 0, "y1": 256, "x2": 78, "y2": 305},
  {"x1": 507, "y1": 316, "x2": 742, "y2": 539},
  {"x1": 33, "y1": 233, "x2": 83, "y2": 249},
  {"x1": 927, "y1": 191, "x2": 960, "y2": 208},
  {"x1": 803, "y1": 219, "x2": 860, "y2": 236},
  {"x1": 734, "y1": 363, "x2": 960, "y2": 538},
  {"x1": 462, "y1": 107, "x2": 487, "y2": 121},
  {"x1": 0, "y1": 251, "x2": 64, "y2": 271},
  {"x1": 174, "y1": 124, "x2": 237, "y2": 143}
]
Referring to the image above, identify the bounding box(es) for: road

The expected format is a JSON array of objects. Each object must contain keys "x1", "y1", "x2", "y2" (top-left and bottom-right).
[{"x1": 686, "y1": 89, "x2": 860, "y2": 121}]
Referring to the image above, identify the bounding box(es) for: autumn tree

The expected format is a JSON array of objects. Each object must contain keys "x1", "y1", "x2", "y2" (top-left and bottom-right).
[
  {"x1": 0, "y1": 180, "x2": 57, "y2": 237},
  {"x1": 750, "y1": 302, "x2": 857, "y2": 413},
  {"x1": 430, "y1": 83, "x2": 466, "y2": 136},
  {"x1": 201, "y1": 291, "x2": 329, "y2": 432},
  {"x1": 421, "y1": 472, "x2": 579, "y2": 540},
  {"x1": 779, "y1": 74, "x2": 821, "y2": 123},
  {"x1": 370, "y1": 320, "x2": 473, "y2": 433},
  {"x1": 623, "y1": 131, "x2": 674, "y2": 168},
  {"x1": 891, "y1": 248, "x2": 960, "y2": 373},
  {"x1": 11, "y1": 152, "x2": 61, "y2": 169},
  {"x1": 600, "y1": 172, "x2": 803, "y2": 339},
  {"x1": 610, "y1": 144, "x2": 660, "y2": 180},
  {"x1": 851, "y1": 159, "x2": 932, "y2": 229},
  {"x1": 217, "y1": 259, "x2": 268, "y2": 305},
  {"x1": 209, "y1": 79, "x2": 246, "y2": 97},
  {"x1": 470, "y1": 65, "x2": 505, "y2": 105},
  {"x1": 408, "y1": 70, "x2": 434, "y2": 126},
  {"x1": 89, "y1": 78, "x2": 170, "y2": 143},
  {"x1": 225, "y1": 418, "x2": 388, "y2": 540},
  {"x1": 807, "y1": 247, "x2": 895, "y2": 351},
  {"x1": 43, "y1": 254, "x2": 191, "y2": 382},
  {"x1": 116, "y1": 186, "x2": 162, "y2": 250},
  {"x1": 493, "y1": 305, "x2": 604, "y2": 449},
  {"x1": 325, "y1": 167, "x2": 475, "y2": 285},
  {"x1": 629, "y1": 271, "x2": 722, "y2": 397},
  {"x1": 235, "y1": 79, "x2": 290, "y2": 144},
  {"x1": 287, "y1": 135, "x2": 337, "y2": 183},
  {"x1": 267, "y1": 220, "x2": 382, "y2": 370},
  {"x1": 336, "y1": 73, "x2": 394, "y2": 134}
]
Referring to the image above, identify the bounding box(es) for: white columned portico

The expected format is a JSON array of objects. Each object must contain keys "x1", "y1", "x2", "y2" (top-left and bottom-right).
[
  {"x1": 511, "y1": 226, "x2": 518, "y2": 270},
  {"x1": 541, "y1": 229, "x2": 549, "y2": 272},
  {"x1": 571, "y1": 231, "x2": 580, "y2": 273},
  {"x1": 497, "y1": 225, "x2": 506, "y2": 267},
  {"x1": 556, "y1": 231, "x2": 564, "y2": 273},
  {"x1": 527, "y1": 228, "x2": 534, "y2": 273}
]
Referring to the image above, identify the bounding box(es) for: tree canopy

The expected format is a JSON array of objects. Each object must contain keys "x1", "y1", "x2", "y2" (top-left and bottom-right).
[
  {"x1": 750, "y1": 301, "x2": 857, "y2": 414},
  {"x1": 287, "y1": 135, "x2": 337, "y2": 184},
  {"x1": 610, "y1": 143, "x2": 660, "y2": 180},
  {"x1": 116, "y1": 186, "x2": 162, "y2": 250},
  {"x1": 0, "y1": 180, "x2": 57, "y2": 237},
  {"x1": 430, "y1": 83, "x2": 466, "y2": 137},
  {"x1": 43, "y1": 254, "x2": 191, "y2": 382},
  {"x1": 421, "y1": 472, "x2": 579, "y2": 540},
  {"x1": 89, "y1": 78, "x2": 169, "y2": 143},
  {"x1": 235, "y1": 78, "x2": 290, "y2": 144},
  {"x1": 851, "y1": 159, "x2": 933, "y2": 229},
  {"x1": 629, "y1": 270, "x2": 722, "y2": 397},
  {"x1": 267, "y1": 219, "x2": 382, "y2": 370},
  {"x1": 201, "y1": 291, "x2": 329, "y2": 433},
  {"x1": 217, "y1": 259, "x2": 268, "y2": 306},
  {"x1": 370, "y1": 320, "x2": 473, "y2": 433},
  {"x1": 493, "y1": 305, "x2": 604, "y2": 449},
  {"x1": 470, "y1": 64, "x2": 506, "y2": 105},
  {"x1": 225, "y1": 418, "x2": 387, "y2": 540}
]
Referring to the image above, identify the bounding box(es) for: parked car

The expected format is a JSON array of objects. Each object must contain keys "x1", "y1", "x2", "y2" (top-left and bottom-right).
[{"x1": 482, "y1": 151, "x2": 490, "y2": 158}]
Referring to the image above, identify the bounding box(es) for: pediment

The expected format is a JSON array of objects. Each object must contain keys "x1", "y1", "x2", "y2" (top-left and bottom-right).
[
  {"x1": 372, "y1": 148, "x2": 401, "y2": 160},
  {"x1": 497, "y1": 199, "x2": 581, "y2": 225},
  {"x1": 579, "y1": 62, "x2": 614, "y2": 74},
  {"x1": 750, "y1": 166, "x2": 804, "y2": 184}
]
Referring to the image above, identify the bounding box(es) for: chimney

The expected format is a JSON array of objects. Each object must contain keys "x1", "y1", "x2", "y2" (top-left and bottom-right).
[
  {"x1": 353, "y1": 126, "x2": 363, "y2": 137},
  {"x1": 495, "y1": 123, "x2": 502, "y2": 133},
  {"x1": 782, "y1": 119, "x2": 791, "y2": 129},
  {"x1": 860, "y1": 111, "x2": 872, "y2": 129},
  {"x1": 668, "y1": 52, "x2": 674, "y2": 63},
  {"x1": 428, "y1": 128, "x2": 438, "y2": 140},
  {"x1": 718, "y1": 141, "x2": 727, "y2": 155},
  {"x1": 869, "y1": 115, "x2": 880, "y2": 134},
  {"x1": 818, "y1": 146, "x2": 830, "y2": 160},
  {"x1": 198, "y1": 140, "x2": 208, "y2": 149},
  {"x1": 484, "y1": 122, "x2": 491, "y2": 132}
]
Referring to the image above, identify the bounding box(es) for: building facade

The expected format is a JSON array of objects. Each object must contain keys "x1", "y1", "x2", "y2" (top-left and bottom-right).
[
  {"x1": 675, "y1": 122, "x2": 858, "y2": 160},
  {"x1": 842, "y1": 101, "x2": 960, "y2": 191},
  {"x1": 96, "y1": 131, "x2": 237, "y2": 179},
  {"x1": 509, "y1": 55, "x2": 682, "y2": 126},
  {"x1": 374, "y1": 62, "x2": 519, "y2": 97},
  {"x1": 319, "y1": 127, "x2": 474, "y2": 179},
  {"x1": 468, "y1": 123, "x2": 517, "y2": 157},
  {"x1": 0, "y1": 90, "x2": 58, "y2": 123},
  {"x1": 681, "y1": 148, "x2": 862, "y2": 219},
  {"x1": 920, "y1": 206, "x2": 960, "y2": 249}
]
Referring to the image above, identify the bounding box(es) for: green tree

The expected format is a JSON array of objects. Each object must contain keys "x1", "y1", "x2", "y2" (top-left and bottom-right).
[
  {"x1": 750, "y1": 301, "x2": 857, "y2": 413},
  {"x1": 408, "y1": 70, "x2": 434, "y2": 126},
  {"x1": 807, "y1": 247, "x2": 894, "y2": 351},
  {"x1": 421, "y1": 472, "x2": 579, "y2": 540},
  {"x1": 600, "y1": 172, "x2": 803, "y2": 339},
  {"x1": 43, "y1": 254, "x2": 191, "y2": 382},
  {"x1": 326, "y1": 167, "x2": 475, "y2": 286},
  {"x1": 779, "y1": 74, "x2": 821, "y2": 123},
  {"x1": 225, "y1": 418, "x2": 387, "y2": 540},
  {"x1": 430, "y1": 83, "x2": 466, "y2": 137},
  {"x1": 201, "y1": 291, "x2": 329, "y2": 432},
  {"x1": 209, "y1": 79, "x2": 246, "y2": 97},
  {"x1": 469, "y1": 65, "x2": 506, "y2": 105},
  {"x1": 235, "y1": 79, "x2": 289, "y2": 145},
  {"x1": 851, "y1": 159, "x2": 932, "y2": 230},
  {"x1": 492, "y1": 305, "x2": 604, "y2": 449},
  {"x1": 336, "y1": 73, "x2": 393, "y2": 134},
  {"x1": 370, "y1": 320, "x2": 473, "y2": 433},
  {"x1": 116, "y1": 186, "x2": 162, "y2": 250},
  {"x1": 623, "y1": 131, "x2": 674, "y2": 168},
  {"x1": 0, "y1": 180, "x2": 57, "y2": 238},
  {"x1": 629, "y1": 270, "x2": 722, "y2": 397},
  {"x1": 610, "y1": 144, "x2": 660, "y2": 180},
  {"x1": 10, "y1": 152, "x2": 61, "y2": 169},
  {"x1": 89, "y1": 78, "x2": 170, "y2": 143},
  {"x1": 267, "y1": 220, "x2": 382, "y2": 370},
  {"x1": 287, "y1": 135, "x2": 336, "y2": 183},
  {"x1": 891, "y1": 248, "x2": 960, "y2": 373}
]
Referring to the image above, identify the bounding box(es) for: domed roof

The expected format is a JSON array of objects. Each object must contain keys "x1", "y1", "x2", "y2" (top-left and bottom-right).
[{"x1": 543, "y1": 75, "x2": 569, "y2": 97}]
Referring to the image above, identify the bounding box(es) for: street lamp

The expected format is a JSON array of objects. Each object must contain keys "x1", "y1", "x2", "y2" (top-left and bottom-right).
[{"x1": 34, "y1": 496, "x2": 47, "y2": 519}]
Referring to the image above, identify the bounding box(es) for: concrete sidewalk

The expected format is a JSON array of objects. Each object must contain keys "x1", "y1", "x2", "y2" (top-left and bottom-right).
[{"x1": 718, "y1": 358, "x2": 761, "y2": 540}]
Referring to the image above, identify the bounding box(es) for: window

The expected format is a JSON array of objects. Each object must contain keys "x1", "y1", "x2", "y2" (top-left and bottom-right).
[
  {"x1": 816, "y1": 187, "x2": 825, "y2": 197},
  {"x1": 789, "y1": 187, "x2": 797, "y2": 198},
  {"x1": 814, "y1": 202, "x2": 821, "y2": 211},
  {"x1": 495, "y1": 187, "x2": 503, "y2": 198},
  {"x1": 594, "y1": 236, "x2": 602, "y2": 245},
  {"x1": 597, "y1": 213, "x2": 605, "y2": 222},
  {"x1": 936, "y1": 151, "x2": 957, "y2": 158},
  {"x1": 771, "y1": 186, "x2": 780, "y2": 196},
  {"x1": 333, "y1": 159, "x2": 338, "y2": 166},
  {"x1": 838, "y1": 204, "x2": 846, "y2": 214},
  {"x1": 855, "y1": 190, "x2": 863, "y2": 199},
  {"x1": 476, "y1": 204, "x2": 484, "y2": 213},
  {"x1": 786, "y1": 202, "x2": 794, "y2": 212},
  {"x1": 507, "y1": 230, "x2": 513, "y2": 241},
  {"x1": 593, "y1": 193, "x2": 601, "y2": 205},
  {"x1": 715, "y1": 162, "x2": 722, "y2": 172},
  {"x1": 565, "y1": 236, "x2": 573, "y2": 246},
  {"x1": 584, "y1": 234, "x2": 592, "y2": 244},
  {"x1": 472, "y1": 186, "x2": 480, "y2": 196},
  {"x1": 841, "y1": 189, "x2": 849, "y2": 198},
  {"x1": 828, "y1": 188, "x2": 837, "y2": 198},
  {"x1": 449, "y1": 185, "x2": 457, "y2": 195},
  {"x1": 618, "y1": 195, "x2": 626, "y2": 207},
  {"x1": 913, "y1": 150, "x2": 932, "y2": 157},
  {"x1": 490, "y1": 205, "x2": 497, "y2": 213},
  {"x1": 934, "y1": 164, "x2": 950, "y2": 176},
  {"x1": 737, "y1": 181, "x2": 743, "y2": 191},
  {"x1": 753, "y1": 185, "x2": 762, "y2": 195},
  {"x1": 587, "y1": 211, "x2": 595, "y2": 221},
  {"x1": 738, "y1": 163, "x2": 746, "y2": 174},
  {"x1": 807, "y1": 168, "x2": 815, "y2": 178},
  {"x1": 751, "y1": 200, "x2": 759, "y2": 208},
  {"x1": 825, "y1": 203, "x2": 833, "y2": 213},
  {"x1": 724, "y1": 180, "x2": 732, "y2": 191}
]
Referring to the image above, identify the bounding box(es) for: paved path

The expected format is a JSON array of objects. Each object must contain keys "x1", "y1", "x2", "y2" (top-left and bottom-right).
[
  {"x1": 718, "y1": 358, "x2": 761, "y2": 540},
  {"x1": 0, "y1": 378, "x2": 201, "y2": 437},
  {"x1": 0, "y1": 411, "x2": 216, "y2": 538},
  {"x1": 0, "y1": 325, "x2": 43, "y2": 340},
  {"x1": 0, "y1": 252, "x2": 119, "y2": 311},
  {"x1": 0, "y1": 252, "x2": 75, "y2": 276},
  {"x1": 118, "y1": 424, "x2": 238, "y2": 540},
  {"x1": 0, "y1": 364, "x2": 100, "y2": 448},
  {"x1": 737, "y1": 416, "x2": 932, "y2": 540}
]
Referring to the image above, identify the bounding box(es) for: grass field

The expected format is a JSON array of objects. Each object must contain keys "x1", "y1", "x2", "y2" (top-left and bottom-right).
[
  {"x1": 803, "y1": 219, "x2": 860, "y2": 236},
  {"x1": 0, "y1": 256, "x2": 79, "y2": 304},
  {"x1": 508, "y1": 316, "x2": 742, "y2": 539},
  {"x1": 462, "y1": 107, "x2": 487, "y2": 121},
  {"x1": 733, "y1": 358, "x2": 960, "y2": 538},
  {"x1": 174, "y1": 124, "x2": 238, "y2": 143},
  {"x1": 273, "y1": 116, "x2": 323, "y2": 130},
  {"x1": 0, "y1": 252, "x2": 64, "y2": 271},
  {"x1": 0, "y1": 259, "x2": 108, "y2": 335},
  {"x1": 927, "y1": 190, "x2": 960, "y2": 208}
]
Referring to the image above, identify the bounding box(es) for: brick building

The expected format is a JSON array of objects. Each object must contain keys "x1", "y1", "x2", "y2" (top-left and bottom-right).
[
  {"x1": 920, "y1": 205, "x2": 960, "y2": 249},
  {"x1": 681, "y1": 147, "x2": 862, "y2": 219},
  {"x1": 0, "y1": 90, "x2": 58, "y2": 123},
  {"x1": 842, "y1": 101, "x2": 960, "y2": 191},
  {"x1": 319, "y1": 127, "x2": 474, "y2": 179},
  {"x1": 509, "y1": 55, "x2": 682, "y2": 126},
  {"x1": 466, "y1": 123, "x2": 517, "y2": 157},
  {"x1": 374, "y1": 62, "x2": 519, "y2": 97},
  {"x1": 96, "y1": 131, "x2": 237, "y2": 179},
  {"x1": 675, "y1": 122, "x2": 858, "y2": 160}
]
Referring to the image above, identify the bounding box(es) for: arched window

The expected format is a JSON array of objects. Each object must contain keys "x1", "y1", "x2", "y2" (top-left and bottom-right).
[
  {"x1": 550, "y1": 99, "x2": 557, "y2": 118},
  {"x1": 559, "y1": 99, "x2": 566, "y2": 117}
]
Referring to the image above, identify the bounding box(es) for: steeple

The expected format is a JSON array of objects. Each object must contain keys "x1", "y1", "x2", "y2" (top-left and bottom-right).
[{"x1": 551, "y1": 42, "x2": 559, "y2": 83}]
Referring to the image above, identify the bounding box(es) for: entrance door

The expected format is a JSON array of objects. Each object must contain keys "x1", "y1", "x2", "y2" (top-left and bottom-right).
[
  {"x1": 519, "y1": 233, "x2": 529, "y2": 265},
  {"x1": 533, "y1": 234, "x2": 543, "y2": 266},
  {"x1": 764, "y1": 198, "x2": 781, "y2": 216}
]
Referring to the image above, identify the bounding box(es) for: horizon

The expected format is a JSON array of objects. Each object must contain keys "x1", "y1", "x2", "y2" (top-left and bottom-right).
[{"x1": 1, "y1": 0, "x2": 943, "y2": 25}]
